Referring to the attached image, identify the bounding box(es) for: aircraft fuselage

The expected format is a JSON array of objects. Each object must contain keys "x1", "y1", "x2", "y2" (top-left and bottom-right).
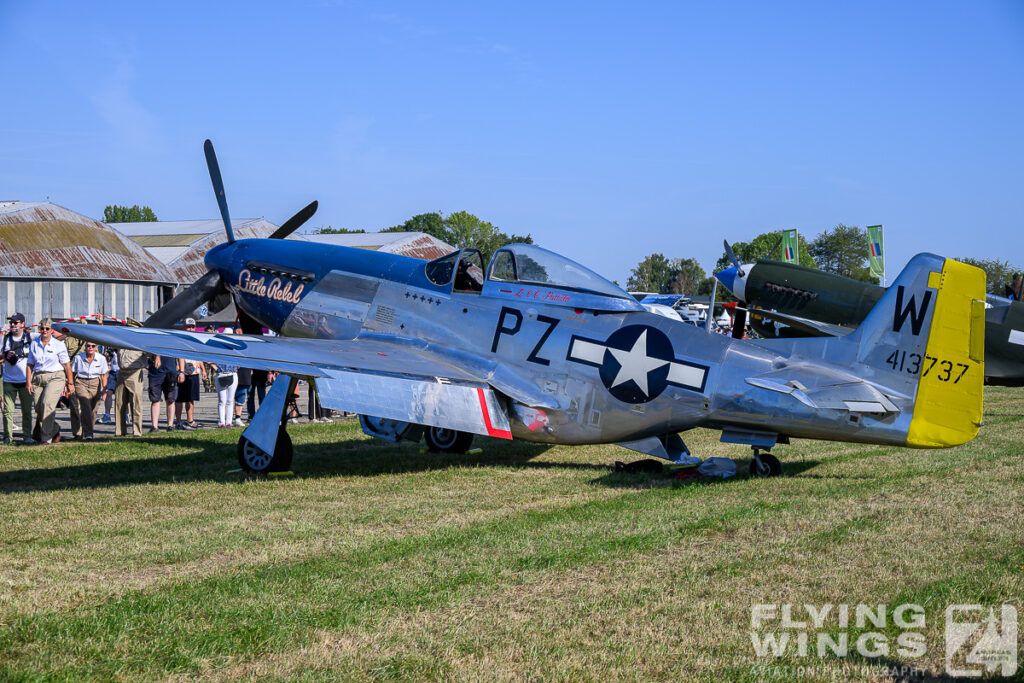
[{"x1": 206, "y1": 239, "x2": 921, "y2": 448}]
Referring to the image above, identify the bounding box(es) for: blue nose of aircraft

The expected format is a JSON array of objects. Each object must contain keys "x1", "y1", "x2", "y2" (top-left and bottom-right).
[
  {"x1": 716, "y1": 267, "x2": 738, "y2": 294},
  {"x1": 715, "y1": 265, "x2": 752, "y2": 302},
  {"x1": 204, "y1": 241, "x2": 238, "y2": 276}
]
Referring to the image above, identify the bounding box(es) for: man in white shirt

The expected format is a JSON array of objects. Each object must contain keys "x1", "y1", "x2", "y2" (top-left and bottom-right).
[
  {"x1": 1, "y1": 312, "x2": 34, "y2": 444},
  {"x1": 25, "y1": 317, "x2": 74, "y2": 444},
  {"x1": 70, "y1": 342, "x2": 109, "y2": 440}
]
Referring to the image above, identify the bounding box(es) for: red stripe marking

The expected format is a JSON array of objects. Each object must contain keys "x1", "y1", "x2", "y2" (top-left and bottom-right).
[
  {"x1": 499, "y1": 289, "x2": 512, "y2": 293},
  {"x1": 475, "y1": 388, "x2": 512, "y2": 439}
]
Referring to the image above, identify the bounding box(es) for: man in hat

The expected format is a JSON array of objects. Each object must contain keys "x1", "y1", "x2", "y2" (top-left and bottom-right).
[
  {"x1": 1, "y1": 313, "x2": 34, "y2": 444},
  {"x1": 25, "y1": 317, "x2": 73, "y2": 444}
]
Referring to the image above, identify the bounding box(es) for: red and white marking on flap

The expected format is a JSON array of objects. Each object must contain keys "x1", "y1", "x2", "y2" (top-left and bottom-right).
[{"x1": 475, "y1": 388, "x2": 512, "y2": 439}]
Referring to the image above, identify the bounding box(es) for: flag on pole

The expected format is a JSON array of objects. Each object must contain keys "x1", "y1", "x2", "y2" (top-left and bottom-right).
[
  {"x1": 781, "y1": 229, "x2": 799, "y2": 263},
  {"x1": 867, "y1": 224, "x2": 884, "y2": 282}
]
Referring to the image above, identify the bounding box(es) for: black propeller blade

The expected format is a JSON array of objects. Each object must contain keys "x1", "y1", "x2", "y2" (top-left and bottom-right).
[
  {"x1": 204, "y1": 139, "x2": 235, "y2": 243},
  {"x1": 143, "y1": 270, "x2": 226, "y2": 329},
  {"x1": 723, "y1": 239, "x2": 745, "y2": 278},
  {"x1": 269, "y1": 200, "x2": 318, "y2": 240},
  {"x1": 142, "y1": 139, "x2": 318, "y2": 329}
]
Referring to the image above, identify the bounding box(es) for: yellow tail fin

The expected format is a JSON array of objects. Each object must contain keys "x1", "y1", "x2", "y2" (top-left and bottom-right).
[{"x1": 906, "y1": 259, "x2": 985, "y2": 447}]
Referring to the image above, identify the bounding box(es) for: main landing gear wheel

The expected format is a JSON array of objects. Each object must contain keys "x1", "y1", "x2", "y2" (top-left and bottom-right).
[
  {"x1": 238, "y1": 431, "x2": 293, "y2": 473},
  {"x1": 424, "y1": 427, "x2": 473, "y2": 454},
  {"x1": 749, "y1": 450, "x2": 782, "y2": 478}
]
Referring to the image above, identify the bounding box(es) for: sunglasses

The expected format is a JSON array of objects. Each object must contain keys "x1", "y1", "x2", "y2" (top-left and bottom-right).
[
  {"x1": 39, "y1": 326, "x2": 52, "y2": 331},
  {"x1": 86, "y1": 344, "x2": 98, "y2": 348}
]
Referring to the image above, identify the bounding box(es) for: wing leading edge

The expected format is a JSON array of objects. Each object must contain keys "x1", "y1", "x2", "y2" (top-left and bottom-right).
[{"x1": 55, "y1": 323, "x2": 512, "y2": 439}]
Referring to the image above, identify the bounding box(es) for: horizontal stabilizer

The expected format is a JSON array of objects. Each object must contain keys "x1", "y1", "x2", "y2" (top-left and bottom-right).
[{"x1": 745, "y1": 364, "x2": 899, "y2": 414}]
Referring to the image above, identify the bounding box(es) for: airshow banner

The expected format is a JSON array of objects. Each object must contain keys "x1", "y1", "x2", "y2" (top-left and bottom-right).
[
  {"x1": 867, "y1": 225, "x2": 884, "y2": 281},
  {"x1": 781, "y1": 229, "x2": 799, "y2": 263}
]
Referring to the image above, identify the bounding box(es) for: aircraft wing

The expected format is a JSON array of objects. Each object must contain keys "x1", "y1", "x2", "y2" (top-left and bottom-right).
[
  {"x1": 745, "y1": 307, "x2": 854, "y2": 338},
  {"x1": 54, "y1": 322, "x2": 516, "y2": 439}
]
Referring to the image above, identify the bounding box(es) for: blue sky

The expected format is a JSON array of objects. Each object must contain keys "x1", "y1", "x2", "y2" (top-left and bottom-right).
[{"x1": 3, "y1": 1, "x2": 1022, "y2": 284}]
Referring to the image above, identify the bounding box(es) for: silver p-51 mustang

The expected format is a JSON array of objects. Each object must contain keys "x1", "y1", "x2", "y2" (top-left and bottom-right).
[{"x1": 58, "y1": 142, "x2": 986, "y2": 476}]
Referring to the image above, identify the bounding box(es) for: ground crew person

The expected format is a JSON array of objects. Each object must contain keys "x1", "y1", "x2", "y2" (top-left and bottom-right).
[
  {"x1": 25, "y1": 318, "x2": 73, "y2": 445},
  {"x1": 115, "y1": 347, "x2": 147, "y2": 437}
]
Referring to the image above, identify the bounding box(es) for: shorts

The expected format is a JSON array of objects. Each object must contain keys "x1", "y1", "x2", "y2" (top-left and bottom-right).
[
  {"x1": 148, "y1": 372, "x2": 178, "y2": 403},
  {"x1": 235, "y1": 386, "x2": 249, "y2": 406},
  {"x1": 175, "y1": 374, "x2": 201, "y2": 403},
  {"x1": 105, "y1": 371, "x2": 118, "y2": 392}
]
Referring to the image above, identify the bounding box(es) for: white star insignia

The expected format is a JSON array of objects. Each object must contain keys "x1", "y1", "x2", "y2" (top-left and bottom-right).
[{"x1": 607, "y1": 330, "x2": 669, "y2": 397}]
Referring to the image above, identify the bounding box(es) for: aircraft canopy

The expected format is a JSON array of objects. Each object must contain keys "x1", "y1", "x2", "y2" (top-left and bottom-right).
[{"x1": 488, "y1": 244, "x2": 632, "y2": 300}]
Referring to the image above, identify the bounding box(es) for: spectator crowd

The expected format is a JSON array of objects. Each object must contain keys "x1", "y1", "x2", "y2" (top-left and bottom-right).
[{"x1": 0, "y1": 314, "x2": 336, "y2": 446}]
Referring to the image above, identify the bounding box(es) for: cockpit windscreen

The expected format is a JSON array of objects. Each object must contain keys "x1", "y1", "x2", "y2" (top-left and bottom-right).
[{"x1": 487, "y1": 244, "x2": 632, "y2": 299}]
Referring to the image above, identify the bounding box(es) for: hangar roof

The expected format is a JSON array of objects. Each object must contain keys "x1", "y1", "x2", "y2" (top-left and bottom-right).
[
  {"x1": 111, "y1": 218, "x2": 281, "y2": 284},
  {"x1": 113, "y1": 218, "x2": 458, "y2": 286},
  {"x1": 303, "y1": 231, "x2": 455, "y2": 260},
  {"x1": 0, "y1": 201, "x2": 175, "y2": 284}
]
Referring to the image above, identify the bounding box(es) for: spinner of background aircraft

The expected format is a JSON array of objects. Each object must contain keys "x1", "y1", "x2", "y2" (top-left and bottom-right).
[
  {"x1": 715, "y1": 255, "x2": 1024, "y2": 385},
  {"x1": 56, "y1": 141, "x2": 989, "y2": 478}
]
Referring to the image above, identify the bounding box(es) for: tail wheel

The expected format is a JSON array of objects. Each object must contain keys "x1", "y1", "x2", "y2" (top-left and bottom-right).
[
  {"x1": 749, "y1": 452, "x2": 781, "y2": 478},
  {"x1": 424, "y1": 427, "x2": 473, "y2": 454},
  {"x1": 238, "y1": 431, "x2": 293, "y2": 473}
]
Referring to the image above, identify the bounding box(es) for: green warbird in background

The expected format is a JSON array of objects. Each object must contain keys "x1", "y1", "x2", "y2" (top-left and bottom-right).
[{"x1": 716, "y1": 259, "x2": 1024, "y2": 385}]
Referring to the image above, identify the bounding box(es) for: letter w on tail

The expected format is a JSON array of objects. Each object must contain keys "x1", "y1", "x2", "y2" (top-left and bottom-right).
[{"x1": 892, "y1": 286, "x2": 932, "y2": 336}]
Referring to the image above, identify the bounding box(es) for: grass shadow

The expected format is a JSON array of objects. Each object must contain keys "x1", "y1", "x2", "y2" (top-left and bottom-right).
[
  {"x1": 590, "y1": 457, "x2": 825, "y2": 489},
  {"x1": 0, "y1": 429, "x2": 606, "y2": 494},
  {"x1": 1, "y1": 425, "x2": 834, "y2": 495}
]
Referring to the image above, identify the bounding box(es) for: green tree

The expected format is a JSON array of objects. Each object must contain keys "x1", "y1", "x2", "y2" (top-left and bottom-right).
[
  {"x1": 713, "y1": 231, "x2": 816, "y2": 273},
  {"x1": 808, "y1": 223, "x2": 878, "y2": 284},
  {"x1": 381, "y1": 212, "x2": 447, "y2": 239},
  {"x1": 626, "y1": 253, "x2": 676, "y2": 293},
  {"x1": 383, "y1": 211, "x2": 532, "y2": 256},
  {"x1": 670, "y1": 257, "x2": 708, "y2": 295},
  {"x1": 103, "y1": 204, "x2": 158, "y2": 223},
  {"x1": 313, "y1": 226, "x2": 366, "y2": 234},
  {"x1": 696, "y1": 276, "x2": 718, "y2": 296},
  {"x1": 626, "y1": 255, "x2": 714, "y2": 295},
  {"x1": 957, "y1": 257, "x2": 1024, "y2": 295}
]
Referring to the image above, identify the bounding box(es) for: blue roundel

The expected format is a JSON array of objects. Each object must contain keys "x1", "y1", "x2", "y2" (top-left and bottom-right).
[{"x1": 597, "y1": 325, "x2": 675, "y2": 403}]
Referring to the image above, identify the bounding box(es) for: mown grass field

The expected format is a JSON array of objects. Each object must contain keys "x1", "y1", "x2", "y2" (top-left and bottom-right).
[{"x1": 1, "y1": 387, "x2": 1021, "y2": 681}]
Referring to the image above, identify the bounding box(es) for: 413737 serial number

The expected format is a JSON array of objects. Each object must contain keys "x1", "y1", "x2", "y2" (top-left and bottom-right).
[{"x1": 885, "y1": 350, "x2": 969, "y2": 383}]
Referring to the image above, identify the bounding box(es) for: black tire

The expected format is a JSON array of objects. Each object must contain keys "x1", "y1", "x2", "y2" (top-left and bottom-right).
[
  {"x1": 749, "y1": 452, "x2": 782, "y2": 478},
  {"x1": 423, "y1": 427, "x2": 473, "y2": 454},
  {"x1": 237, "y1": 431, "x2": 293, "y2": 473}
]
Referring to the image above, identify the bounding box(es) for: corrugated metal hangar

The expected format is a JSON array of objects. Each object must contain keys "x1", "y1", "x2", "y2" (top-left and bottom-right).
[
  {"x1": 0, "y1": 201, "x2": 175, "y2": 324},
  {"x1": 110, "y1": 218, "x2": 283, "y2": 286},
  {"x1": 305, "y1": 231, "x2": 454, "y2": 261}
]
